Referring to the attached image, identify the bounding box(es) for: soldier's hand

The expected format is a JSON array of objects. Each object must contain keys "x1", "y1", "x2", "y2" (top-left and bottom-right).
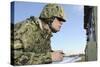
[{"x1": 51, "y1": 51, "x2": 63, "y2": 62}]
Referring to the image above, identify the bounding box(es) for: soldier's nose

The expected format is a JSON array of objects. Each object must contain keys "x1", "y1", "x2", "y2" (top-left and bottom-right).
[{"x1": 60, "y1": 22, "x2": 63, "y2": 25}]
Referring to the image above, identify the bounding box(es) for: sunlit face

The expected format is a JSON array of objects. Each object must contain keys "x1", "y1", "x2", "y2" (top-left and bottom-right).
[{"x1": 51, "y1": 18, "x2": 63, "y2": 32}]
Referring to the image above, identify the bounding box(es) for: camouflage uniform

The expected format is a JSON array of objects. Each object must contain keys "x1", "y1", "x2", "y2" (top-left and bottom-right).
[
  {"x1": 11, "y1": 4, "x2": 66, "y2": 65},
  {"x1": 11, "y1": 16, "x2": 52, "y2": 65}
]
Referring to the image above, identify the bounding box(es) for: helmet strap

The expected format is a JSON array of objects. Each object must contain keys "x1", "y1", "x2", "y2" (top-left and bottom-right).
[{"x1": 48, "y1": 17, "x2": 58, "y2": 33}]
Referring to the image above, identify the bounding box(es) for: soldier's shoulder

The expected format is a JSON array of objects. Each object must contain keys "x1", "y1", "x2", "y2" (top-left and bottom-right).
[
  {"x1": 15, "y1": 16, "x2": 38, "y2": 26},
  {"x1": 14, "y1": 16, "x2": 40, "y2": 31}
]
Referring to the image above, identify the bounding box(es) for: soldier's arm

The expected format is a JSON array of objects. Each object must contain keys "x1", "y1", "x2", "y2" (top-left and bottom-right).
[{"x1": 12, "y1": 50, "x2": 52, "y2": 65}]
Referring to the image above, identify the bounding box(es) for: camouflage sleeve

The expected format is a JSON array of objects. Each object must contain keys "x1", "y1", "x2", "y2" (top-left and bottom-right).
[
  {"x1": 11, "y1": 19, "x2": 52, "y2": 65},
  {"x1": 13, "y1": 50, "x2": 52, "y2": 65}
]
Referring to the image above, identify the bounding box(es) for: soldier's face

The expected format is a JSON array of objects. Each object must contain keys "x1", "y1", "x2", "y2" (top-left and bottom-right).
[{"x1": 51, "y1": 18, "x2": 63, "y2": 32}]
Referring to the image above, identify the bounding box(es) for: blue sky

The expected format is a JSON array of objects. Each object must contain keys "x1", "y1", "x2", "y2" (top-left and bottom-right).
[{"x1": 12, "y1": 1, "x2": 86, "y2": 54}]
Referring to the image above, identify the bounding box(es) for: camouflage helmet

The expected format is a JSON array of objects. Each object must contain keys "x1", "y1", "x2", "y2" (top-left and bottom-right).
[{"x1": 39, "y1": 4, "x2": 66, "y2": 22}]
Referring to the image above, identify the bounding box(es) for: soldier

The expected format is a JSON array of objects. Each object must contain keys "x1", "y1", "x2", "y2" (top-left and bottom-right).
[{"x1": 11, "y1": 3, "x2": 66, "y2": 65}]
